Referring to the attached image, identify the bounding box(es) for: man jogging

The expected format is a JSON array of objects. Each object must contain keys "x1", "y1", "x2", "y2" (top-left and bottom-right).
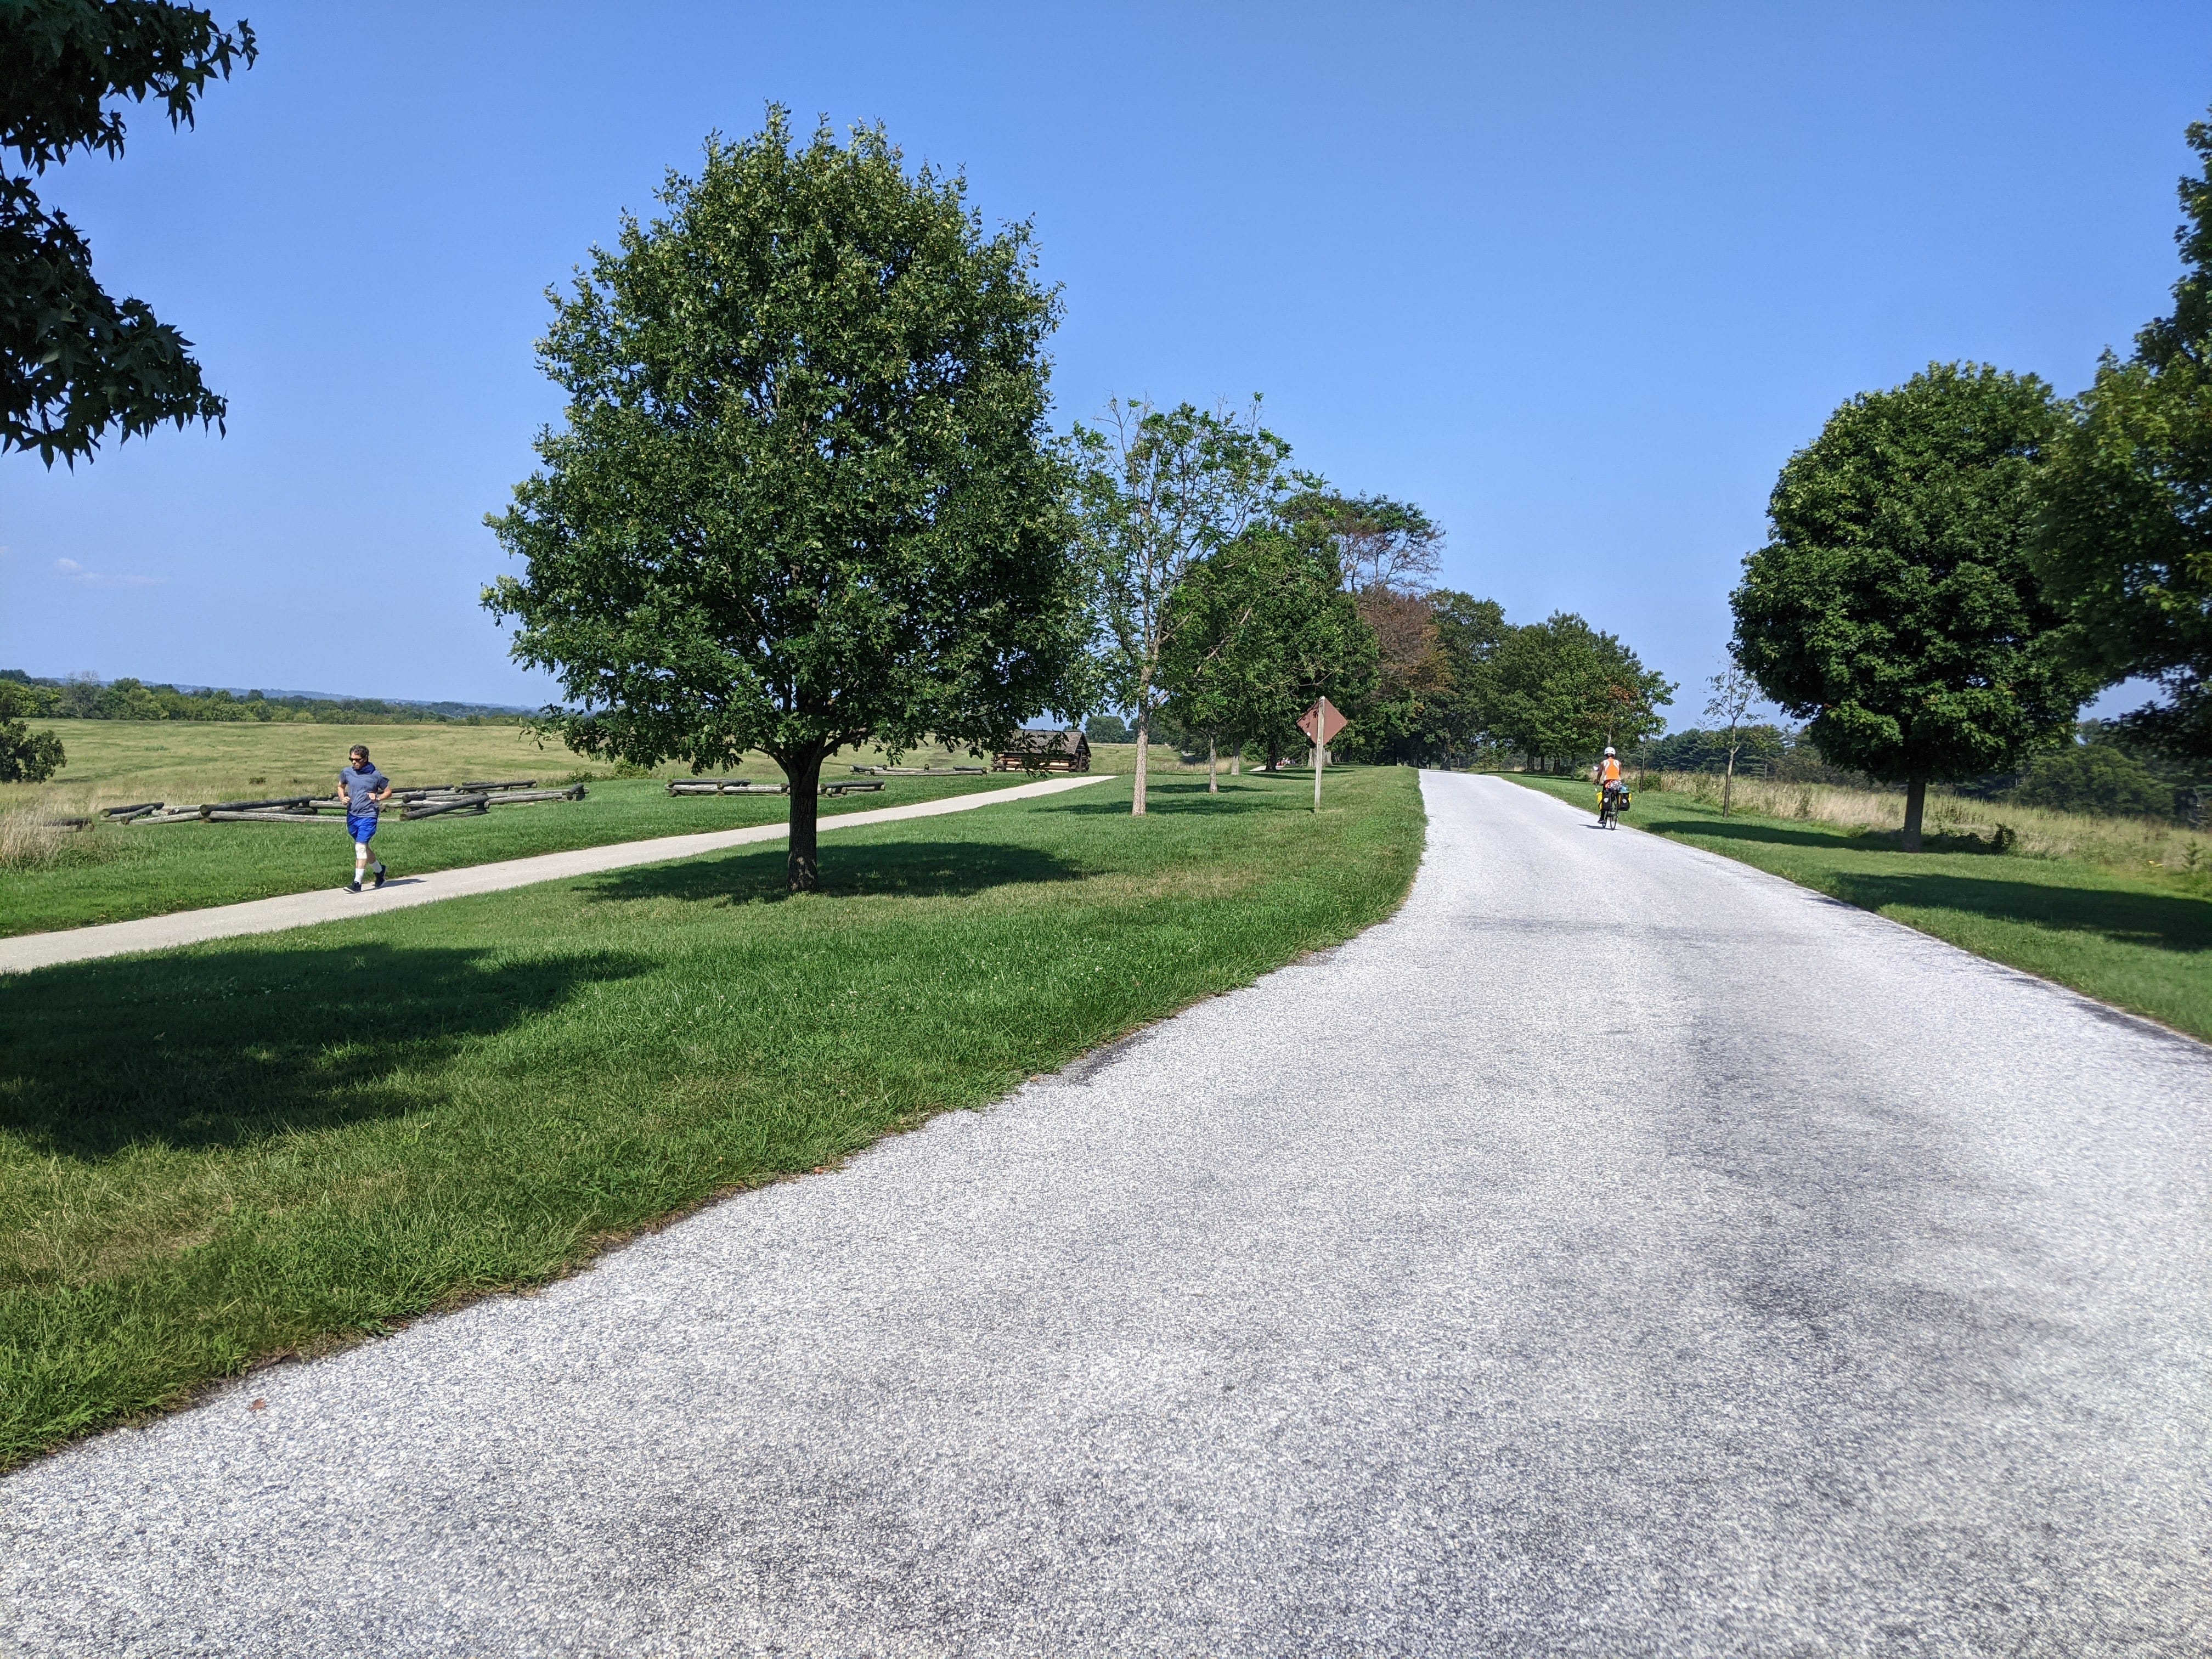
[{"x1": 339, "y1": 743, "x2": 392, "y2": 893}]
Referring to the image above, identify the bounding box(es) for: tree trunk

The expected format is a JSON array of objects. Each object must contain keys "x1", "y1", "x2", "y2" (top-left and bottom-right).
[
  {"x1": 785, "y1": 749, "x2": 823, "y2": 890},
  {"x1": 1132, "y1": 702, "x2": 1149, "y2": 816},
  {"x1": 1722, "y1": 746, "x2": 1737, "y2": 817},
  {"x1": 1266, "y1": 735, "x2": 1280, "y2": 772},
  {"x1": 1901, "y1": 775, "x2": 1928, "y2": 853},
  {"x1": 1230, "y1": 743, "x2": 1241, "y2": 777},
  {"x1": 1207, "y1": 733, "x2": 1218, "y2": 794}
]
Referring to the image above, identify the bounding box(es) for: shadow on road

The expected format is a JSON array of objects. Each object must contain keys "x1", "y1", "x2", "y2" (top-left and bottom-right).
[{"x1": 1, "y1": 943, "x2": 651, "y2": 1160}]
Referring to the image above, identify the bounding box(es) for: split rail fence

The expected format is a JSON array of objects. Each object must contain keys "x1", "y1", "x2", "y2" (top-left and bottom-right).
[{"x1": 100, "y1": 780, "x2": 587, "y2": 827}]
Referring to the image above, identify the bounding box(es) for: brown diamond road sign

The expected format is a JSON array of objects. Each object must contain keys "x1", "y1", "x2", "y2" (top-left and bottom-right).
[
  {"x1": 1298, "y1": 697, "x2": 1347, "y2": 814},
  {"x1": 1297, "y1": 697, "x2": 1347, "y2": 746}
]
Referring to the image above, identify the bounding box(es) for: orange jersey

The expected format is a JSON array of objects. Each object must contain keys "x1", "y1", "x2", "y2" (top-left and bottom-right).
[{"x1": 1599, "y1": 758, "x2": 1622, "y2": 785}]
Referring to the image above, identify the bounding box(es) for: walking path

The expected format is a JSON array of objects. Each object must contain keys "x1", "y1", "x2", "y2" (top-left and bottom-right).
[
  {"x1": 5, "y1": 773, "x2": 2208, "y2": 1655},
  {"x1": 0, "y1": 772, "x2": 1108, "y2": 974}
]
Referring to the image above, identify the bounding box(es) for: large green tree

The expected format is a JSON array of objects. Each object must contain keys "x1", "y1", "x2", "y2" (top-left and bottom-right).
[
  {"x1": 1071, "y1": 398, "x2": 1292, "y2": 814},
  {"x1": 487, "y1": 113, "x2": 1085, "y2": 891},
  {"x1": 2033, "y1": 113, "x2": 2212, "y2": 759},
  {"x1": 1157, "y1": 527, "x2": 1375, "y2": 780},
  {"x1": 1734, "y1": 363, "x2": 2092, "y2": 850},
  {"x1": 1483, "y1": 612, "x2": 1672, "y2": 772},
  {"x1": 1276, "y1": 488, "x2": 1470, "y2": 763},
  {"x1": 2, "y1": 0, "x2": 253, "y2": 464}
]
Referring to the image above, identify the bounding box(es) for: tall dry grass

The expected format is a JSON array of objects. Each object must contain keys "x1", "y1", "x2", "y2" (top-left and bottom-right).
[
  {"x1": 0, "y1": 793, "x2": 117, "y2": 873},
  {"x1": 1641, "y1": 769, "x2": 2212, "y2": 881}
]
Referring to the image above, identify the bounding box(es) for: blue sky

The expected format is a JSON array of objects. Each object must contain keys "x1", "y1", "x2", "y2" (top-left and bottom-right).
[{"x1": 4, "y1": 1, "x2": 2208, "y2": 723}]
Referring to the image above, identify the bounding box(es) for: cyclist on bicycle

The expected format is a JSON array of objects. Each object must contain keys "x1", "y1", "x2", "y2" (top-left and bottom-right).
[{"x1": 1596, "y1": 747, "x2": 1628, "y2": 823}]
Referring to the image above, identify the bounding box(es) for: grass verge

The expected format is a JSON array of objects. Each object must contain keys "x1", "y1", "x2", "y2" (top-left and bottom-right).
[
  {"x1": 1507, "y1": 773, "x2": 2212, "y2": 1042},
  {"x1": 0, "y1": 774, "x2": 1028, "y2": 938},
  {"x1": 0, "y1": 766, "x2": 1421, "y2": 1468}
]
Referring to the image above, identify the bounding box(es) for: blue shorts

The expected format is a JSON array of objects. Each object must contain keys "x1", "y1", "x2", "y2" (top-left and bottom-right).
[{"x1": 346, "y1": 815, "x2": 378, "y2": 843}]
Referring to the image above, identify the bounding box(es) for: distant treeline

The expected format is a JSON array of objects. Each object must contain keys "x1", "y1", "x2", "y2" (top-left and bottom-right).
[{"x1": 0, "y1": 670, "x2": 527, "y2": 726}]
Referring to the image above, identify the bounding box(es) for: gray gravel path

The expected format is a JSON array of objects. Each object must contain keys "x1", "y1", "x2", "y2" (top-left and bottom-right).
[
  {"x1": 5, "y1": 772, "x2": 2208, "y2": 1657},
  {"x1": 0, "y1": 773, "x2": 1105, "y2": 974}
]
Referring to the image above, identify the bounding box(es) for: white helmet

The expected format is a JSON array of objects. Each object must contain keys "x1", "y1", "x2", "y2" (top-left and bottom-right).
[{"x1": 1604, "y1": 747, "x2": 1616, "y2": 757}]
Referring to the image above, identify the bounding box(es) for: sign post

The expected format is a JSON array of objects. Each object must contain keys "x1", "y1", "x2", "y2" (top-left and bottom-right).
[{"x1": 1296, "y1": 696, "x2": 1348, "y2": 815}]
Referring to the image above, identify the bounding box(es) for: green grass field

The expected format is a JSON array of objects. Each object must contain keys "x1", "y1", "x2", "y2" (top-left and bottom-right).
[
  {"x1": 0, "y1": 719, "x2": 607, "y2": 809},
  {"x1": 0, "y1": 721, "x2": 1074, "y2": 936},
  {"x1": 0, "y1": 766, "x2": 1423, "y2": 1467},
  {"x1": 1509, "y1": 773, "x2": 2212, "y2": 1042},
  {"x1": 1, "y1": 774, "x2": 1033, "y2": 937}
]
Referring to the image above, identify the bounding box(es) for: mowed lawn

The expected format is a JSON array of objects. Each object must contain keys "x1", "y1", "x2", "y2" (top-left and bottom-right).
[
  {"x1": 1, "y1": 721, "x2": 1032, "y2": 937},
  {"x1": 1509, "y1": 774, "x2": 2212, "y2": 1042},
  {"x1": 0, "y1": 767, "x2": 1422, "y2": 1467}
]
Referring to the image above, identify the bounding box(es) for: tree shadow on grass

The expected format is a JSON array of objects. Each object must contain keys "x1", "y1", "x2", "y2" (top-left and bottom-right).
[
  {"x1": 582, "y1": 838, "x2": 1085, "y2": 909},
  {"x1": 0, "y1": 943, "x2": 651, "y2": 1161},
  {"x1": 1829, "y1": 871, "x2": 2212, "y2": 955},
  {"x1": 1657, "y1": 814, "x2": 2015, "y2": 857},
  {"x1": 1048, "y1": 778, "x2": 1315, "y2": 817},
  {"x1": 1656, "y1": 817, "x2": 1897, "y2": 852}
]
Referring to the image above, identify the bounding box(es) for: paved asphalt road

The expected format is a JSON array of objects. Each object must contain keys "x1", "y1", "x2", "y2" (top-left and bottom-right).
[{"x1": 5, "y1": 772, "x2": 2207, "y2": 1657}]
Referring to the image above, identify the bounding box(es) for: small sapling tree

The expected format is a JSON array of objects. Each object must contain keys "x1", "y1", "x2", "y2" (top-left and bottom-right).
[
  {"x1": 1071, "y1": 399, "x2": 1293, "y2": 815},
  {"x1": 1156, "y1": 548, "x2": 1251, "y2": 795},
  {"x1": 1733, "y1": 363, "x2": 2094, "y2": 851},
  {"x1": 487, "y1": 112, "x2": 1086, "y2": 890},
  {"x1": 1705, "y1": 652, "x2": 1759, "y2": 816}
]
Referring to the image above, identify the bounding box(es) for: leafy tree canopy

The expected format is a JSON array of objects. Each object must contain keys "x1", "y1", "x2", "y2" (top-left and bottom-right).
[
  {"x1": 1284, "y1": 489, "x2": 1444, "y2": 593},
  {"x1": 487, "y1": 111, "x2": 1084, "y2": 890},
  {"x1": 1483, "y1": 611, "x2": 1672, "y2": 769},
  {"x1": 1156, "y1": 527, "x2": 1376, "y2": 768},
  {"x1": 2, "y1": 0, "x2": 253, "y2": 464},
  {"x1": 1070, "y1": 397, "x2": 1293, "y2": 812},
  {"x1": 2009, "y1": 741, "x2": 2172, "y2": 819},
  {"x1": 1733, "y1": 362, "x2": 2092, "y2": 846},
  {"x1": 0, "y1": 718, "x2": 64, "y2": 782},
  {"x1": 2033, "y1": 111, "x2": 2212, "y2": 758},
  {"x1": 1336, "y1": 589, "x2": 1506, "y2": 766},
  {"x1": 0, "y1": 679, "x2": 64, "y2": 780}
]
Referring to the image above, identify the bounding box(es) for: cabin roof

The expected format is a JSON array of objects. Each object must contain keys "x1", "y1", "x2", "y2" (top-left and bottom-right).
[{"x1": 996, "y1": 727, "x2": 1090, "y2": 755}]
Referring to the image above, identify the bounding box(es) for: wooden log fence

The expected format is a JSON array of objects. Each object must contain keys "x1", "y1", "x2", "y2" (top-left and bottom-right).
[
  {"x1": 848, "y1": 765, "x2": 986, "y2": 776},
  {"x1": 123, "y1": 781, "x2": 585, "y2": 826},
  {"x1": 401, "y1": 796, "x2": 490, "y2": 821},
  {"x1": 205, "y1": 810, "x2": 353, "y2": 825},
  {"x1": 201, "y1": 795, "x2": 321, "y2": 816},
  {"x1": 668, "y1": 778, "x2": 786, "y2": 795},
  {"x1": 668, "y1": 778, "x2": 887, "y2": 797}
]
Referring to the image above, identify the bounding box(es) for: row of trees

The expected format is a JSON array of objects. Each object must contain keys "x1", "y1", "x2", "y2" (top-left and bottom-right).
[
  {"x1": 487, "y1": 114, "x2": 1674, "y2": 886},
  {"x1": 1073, "y1": 403, "x2": 1672, "y2": 801},
  {"x1": 1731, "y1": 110, "x2": 2212, "y2": 850},
  {"x1": 2, "y1": 75, "x2": 1671, "y2": 876},
  {"x1": 0, "y1": 670, "x2": 520, "y2": 725}
]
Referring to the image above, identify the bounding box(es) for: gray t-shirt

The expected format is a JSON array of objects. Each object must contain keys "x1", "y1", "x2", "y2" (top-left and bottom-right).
[{"x1": 340, "y1": 763, "x2": 390, "y2": 815}]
